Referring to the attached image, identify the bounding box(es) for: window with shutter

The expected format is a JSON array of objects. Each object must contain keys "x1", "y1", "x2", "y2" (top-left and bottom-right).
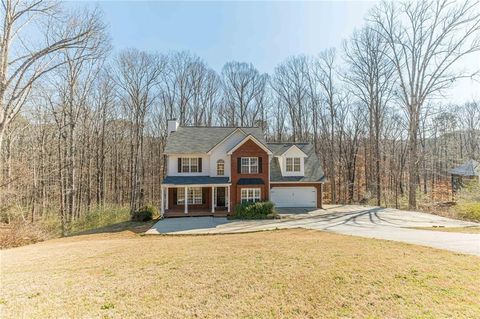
[
  {"x1": 178, "y1": 157, "x2": 200, "y2": 173},
  {"x1": 240, "y1": 157, "x2": 258, "y2": 174}
]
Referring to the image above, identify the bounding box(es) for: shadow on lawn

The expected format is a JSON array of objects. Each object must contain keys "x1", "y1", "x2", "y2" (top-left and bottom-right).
[{"x1": 69, "y1": 219, "x2": 158, "y2": 237}]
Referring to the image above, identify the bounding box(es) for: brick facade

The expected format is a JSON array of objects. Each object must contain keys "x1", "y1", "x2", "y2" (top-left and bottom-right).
[
  {"x1": 230, "y1": 139, "x2": 270, "y2": 213},
  {"x1": 163, "y1": 138, "x2": 325, "y2": 217}
]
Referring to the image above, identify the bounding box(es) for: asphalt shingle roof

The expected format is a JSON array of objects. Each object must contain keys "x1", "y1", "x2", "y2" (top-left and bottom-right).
[
  {"x1": 164, "y1": 126, "x2": 266, "y2": 154},
  {"x1": 450, "y1": 160, "x2": 480, "y2": 177},
  {"x1": 268, "y1": 143, "x2": 326, "y2": 183},
  {"x1": 163, "y1": 126, "x2": 325, "y2": 183}
]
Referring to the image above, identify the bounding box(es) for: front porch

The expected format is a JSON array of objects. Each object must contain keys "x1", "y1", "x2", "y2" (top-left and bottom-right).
[
  {"x1": 163, "y1": 207, "x2": 229, "y2": 218},
  {"x1": 160, "y1": 182, "x2": 231, "y2": 218}
]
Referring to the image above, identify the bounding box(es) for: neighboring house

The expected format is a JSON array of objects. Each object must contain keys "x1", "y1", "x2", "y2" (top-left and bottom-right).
[
  {"x1": 450, "y1": 159, "x2": 480, "y2": 192},
  {"x1": 160, "y1": 119, "x2": 326, "y2": 217}
]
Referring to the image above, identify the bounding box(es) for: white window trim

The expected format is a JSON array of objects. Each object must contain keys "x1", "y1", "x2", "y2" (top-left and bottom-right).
[
  {"x1": 286, "y1": 157, "x2": 301, "y2": 172},
  {"x1": 241, "y1": 157, "x2": 259, "y2": 174},
  {"x1": 177, "y1": 187, "x2": 202, "y2": 205},
  {"x1": 240, "y1": 188, "x2": 261, "y2": 203},
  {"x1": 181, "y1": 157, "x2": 199, "y2": 173},
  {"x1": 216, "y1": 160, "x2": 225, "y2": 176}
]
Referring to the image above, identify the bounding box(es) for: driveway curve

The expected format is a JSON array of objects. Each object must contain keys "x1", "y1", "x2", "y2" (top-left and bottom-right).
[{"x1": 147, "y1": 205, "x2": 480, "y2": 256}]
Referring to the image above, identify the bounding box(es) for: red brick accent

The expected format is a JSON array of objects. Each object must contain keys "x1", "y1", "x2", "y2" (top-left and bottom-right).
[
  {"x1": 230, "y1": 139, "x2": 269, "y2": 213},
  {"x1": 269, "y1": 182, "x2": 323, "y2": 209}
]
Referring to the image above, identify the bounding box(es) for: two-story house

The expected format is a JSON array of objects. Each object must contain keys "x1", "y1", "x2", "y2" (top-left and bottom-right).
[{"x1": 160, "y1": 119, "x2": 326, "y2": 217}]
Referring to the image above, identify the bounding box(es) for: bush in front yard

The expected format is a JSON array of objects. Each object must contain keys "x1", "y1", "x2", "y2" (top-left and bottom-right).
[
  {"x1": 131, "y1": 205, "x2": 155, "y2": 222},
  {"x1": 453, "y1": 181, "x2": 480, "y2": 222},
  {"x1": 232, "y1": 201, "x2": 277, "y2": 219},
  {"x1": 457, "y1": 203, "x2": 480, "y2": 222}
]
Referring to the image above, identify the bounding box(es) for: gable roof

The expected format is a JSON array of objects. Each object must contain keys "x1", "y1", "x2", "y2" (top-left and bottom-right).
[
  {"x1": 206, "y1": 127, "x2": 246, "y2": 154},
  {"x1": 450, "y1": 159, "x2": 480, "y2": 177},
  {"x1": 268, "y1": 143, "x2": 326, "y2": 182},
  {"x1": 279, "y1": 144, "x2": 308, "y2": 157},
  {"x1": 226, "y1": 134, "x2": 272, "y2": 155},
  {"x1": 164, "y1": 126, "x2": 266, "y2": 154}
]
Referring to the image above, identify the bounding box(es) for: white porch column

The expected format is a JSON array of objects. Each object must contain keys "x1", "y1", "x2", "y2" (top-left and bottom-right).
[
  {"x1": 227, "y1": 185, "x2": 231, "y2": 213},
  {"x1": 165, "y1": 186, "x2": 169, "y2": 210},
  {"x1": 211, "y1": 186, "x2": 215, "y2": 213},
  {"x1": 184, "y1": 186, "x2": 188, "y2": 214},
  {"x1": 160, "y1": 186, "x2": 165, "y2": 216}
]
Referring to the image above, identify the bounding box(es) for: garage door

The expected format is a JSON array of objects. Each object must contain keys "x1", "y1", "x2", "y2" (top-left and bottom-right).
[{"x1": 270, "y1": 187, "x2": 316, "y2": 207}]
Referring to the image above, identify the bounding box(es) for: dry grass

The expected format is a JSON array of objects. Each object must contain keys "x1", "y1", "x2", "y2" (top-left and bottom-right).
[
  {"x1": 411, "y1": 226, "x2": 480, "y2": 234},
  {"x1": 1, "y1": 229, "x2": 479, "y2": 319},
  {"x1": 0, "y1": 222, "x2": 51, "y2": 249}
]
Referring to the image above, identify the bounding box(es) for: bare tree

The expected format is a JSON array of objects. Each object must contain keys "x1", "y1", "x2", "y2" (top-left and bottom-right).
[
  {"x1": 221, "y1": 61, "x2": 267, "y2": 126},
  {"x1": 314, "y1": 49, "x2": 343, "y2": 203},
  {"x1": 0, "y1": 0, "x2": 106, "y2": 155},
  {"x1": 343, "y1": 25, "x2": 396, "y2": 205},
  {"x1": 114, "y1": 49, "x2": 164, "y2": 214},
  {"x1": 370, "y1": 0, "x2": 480, "y2": 209},
  {"x1": 161, "y1": 52, "x2": 200, "y2": 125},
  {"x1": 271, "y1": 56, "x2": 310, "y2": 141}
]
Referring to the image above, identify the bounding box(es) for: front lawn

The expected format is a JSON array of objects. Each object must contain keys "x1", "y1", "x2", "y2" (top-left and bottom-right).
[{"x1": 1, "y1": 229, "x2": 479, "y2": 318}]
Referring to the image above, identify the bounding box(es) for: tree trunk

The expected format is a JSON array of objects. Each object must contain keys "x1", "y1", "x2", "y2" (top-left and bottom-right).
[{"x1": 408, "y1": 106, "x2": 419, "y2": 210}]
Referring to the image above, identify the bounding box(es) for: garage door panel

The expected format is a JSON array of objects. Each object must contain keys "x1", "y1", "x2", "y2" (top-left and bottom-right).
[{"x1": 270, "y1": 187, "x2": 316, "y2": 207}]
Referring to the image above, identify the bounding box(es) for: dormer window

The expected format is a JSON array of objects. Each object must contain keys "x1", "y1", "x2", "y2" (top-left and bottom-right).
[
  {"x1": 217, "y1": 159, "x2": 225, "y2": 175},
  {"x1": 286, "y1": 157, "x2": 301, "y2": 172}
]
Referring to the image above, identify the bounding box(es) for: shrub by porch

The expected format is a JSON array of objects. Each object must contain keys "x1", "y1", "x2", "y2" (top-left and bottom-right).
[{"x1": 232, "y1": 201, "x2": 277, "y2": 219}]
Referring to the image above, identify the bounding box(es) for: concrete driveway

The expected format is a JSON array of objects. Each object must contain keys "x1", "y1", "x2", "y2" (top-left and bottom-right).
[{"x1": 146, "y1": 205, "x2": 480, "y2": 256}]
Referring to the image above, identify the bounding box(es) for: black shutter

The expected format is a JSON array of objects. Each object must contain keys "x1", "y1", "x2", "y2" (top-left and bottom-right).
[
  {"x1": 202, "y1": 188, "x2": 207, "y2": 204},
  {"x1": 173, "y1": 188, "x2": 177, "y2": 204},
  {"x1": 258, "y1": 157, "x2": 263, "y2": 173},
  {"x1": 237, "y1": 158, "x2": 242, "y2": 174},
  {"x1": 178, "y1": 158, "x2": 182, "y2": 173},
  {"x1": 198, "y1": 157, "x2": 202, "y2": 172}
]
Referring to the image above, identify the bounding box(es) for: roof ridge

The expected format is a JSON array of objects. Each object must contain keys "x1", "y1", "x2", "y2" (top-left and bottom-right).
[{"x1": 267, "y1": 142, "x2": 310, "y2": 144}]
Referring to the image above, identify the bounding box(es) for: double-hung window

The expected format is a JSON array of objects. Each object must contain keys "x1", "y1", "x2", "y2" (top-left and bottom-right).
[
  {"x1": 240, "y1": 188, "x2": 261, "y2": 203},
  {"x1": 286, "y1": 157, "x2": 301, "y2": 172},
  {"x1": 240, "y1": 157, "x2": 258, "y2": 174},
  {"x1": 180, "y1": 157, "x2": 199, "y2": 173},
  {"x1": 177, "y1": 187, "x2": 202, "y2": 205}
]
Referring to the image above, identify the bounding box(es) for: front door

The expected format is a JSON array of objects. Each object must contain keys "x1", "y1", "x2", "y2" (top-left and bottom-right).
[{"x1": 216, "y1": 187, "x2": 226, "y2": 207}]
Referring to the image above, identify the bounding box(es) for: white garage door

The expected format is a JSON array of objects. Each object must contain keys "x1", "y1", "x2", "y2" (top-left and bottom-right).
[{"x1": 270, "y1": 187, "x2": 316, "y2": 207}]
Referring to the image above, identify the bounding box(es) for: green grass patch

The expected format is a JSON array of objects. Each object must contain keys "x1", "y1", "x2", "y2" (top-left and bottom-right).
[
  {"x1": 456, "y1": 203, "x2": 480, "y2": 222},
  {"x1": 69, "y1": 206, "x2": 131, "y2": 233}
]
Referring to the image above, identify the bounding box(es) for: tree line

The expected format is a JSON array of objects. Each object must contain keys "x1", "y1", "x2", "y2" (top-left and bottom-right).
[{"x1": 1, "y1": 0, "x2": 479, "y2": 234}]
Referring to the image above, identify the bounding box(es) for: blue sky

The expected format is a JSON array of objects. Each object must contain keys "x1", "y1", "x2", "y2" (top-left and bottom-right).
[
  {"x1": 70, "y1": 1, "x2": 479, "y2": 103},
  {"x1": 75, "y1": 1, "x2": 376, "y2": 73}
]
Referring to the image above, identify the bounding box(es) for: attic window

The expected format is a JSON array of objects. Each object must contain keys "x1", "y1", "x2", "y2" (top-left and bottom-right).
[{"x1": 286, "y1": 157, "x2": 301, "y2": 172}]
